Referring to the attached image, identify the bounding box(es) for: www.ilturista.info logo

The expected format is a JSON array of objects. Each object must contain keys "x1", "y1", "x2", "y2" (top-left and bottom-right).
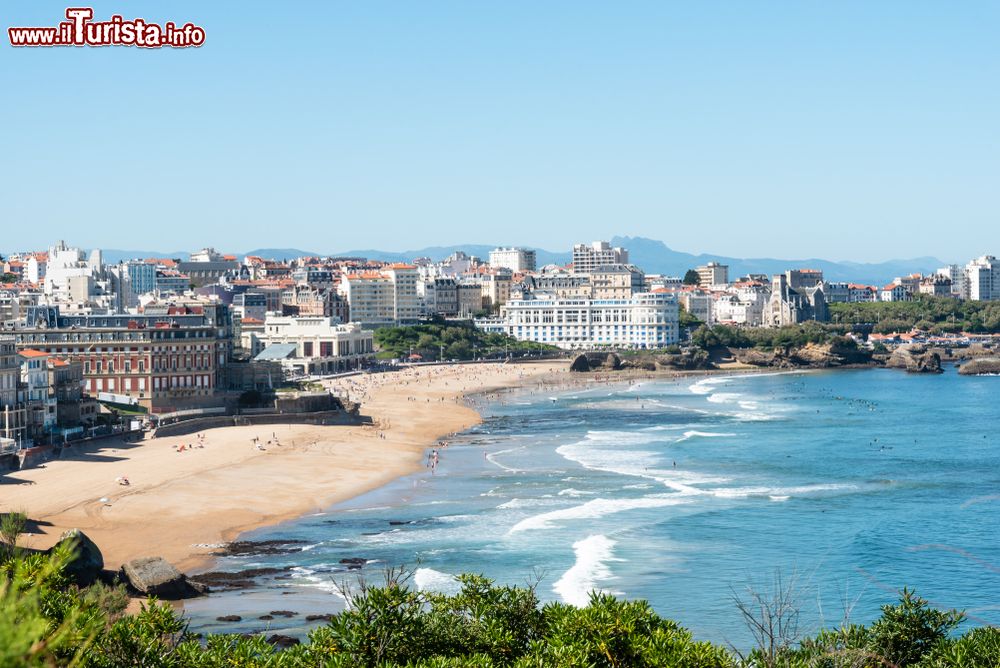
[{"x1": 8, "y1": 8, "x2": 205, "y2": 48}]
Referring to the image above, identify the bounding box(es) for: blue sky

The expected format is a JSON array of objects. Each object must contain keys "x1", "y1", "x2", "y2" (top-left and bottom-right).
[{"x1": 2, "y1": 1, "x2": 998, "y2": 262}]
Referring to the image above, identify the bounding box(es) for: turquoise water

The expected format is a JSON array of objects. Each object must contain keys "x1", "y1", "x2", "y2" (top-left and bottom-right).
[{"x1": 185, "y1": 368, "x2": 1000, "y2": 646}]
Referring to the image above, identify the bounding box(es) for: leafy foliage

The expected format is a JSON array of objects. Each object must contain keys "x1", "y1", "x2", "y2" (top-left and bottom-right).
[
  {"x1": 829, "y1": 295, "x2": 1000, "y2": 334},
  {"x1": 0, "y1": 548, "x2": 994, "y2": 667},
  {"x1": 374, "y1": 318, "x2": 556, "y2": 361},
  {"x1": 689, "y1": 322, "x2": 850, "y2": 350}
]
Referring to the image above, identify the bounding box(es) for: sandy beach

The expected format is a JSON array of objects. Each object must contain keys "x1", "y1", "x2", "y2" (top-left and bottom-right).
[{"x1": 1, "y1": 360, "x2": 567, "y2": 572}]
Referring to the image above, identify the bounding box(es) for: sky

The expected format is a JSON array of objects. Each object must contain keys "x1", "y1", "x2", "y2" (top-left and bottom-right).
[{"x1": 2, "y1": 1, "x2": 998, "y2": 262}]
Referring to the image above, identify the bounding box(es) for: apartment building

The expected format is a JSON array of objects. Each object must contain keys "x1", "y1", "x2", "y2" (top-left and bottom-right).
[
  {"x1": 571, "y1": 241, "x2": 628, "y2": 274},
  {"x1": 339, "y1": 265, "x2": 421, "y2": 326},
  {"x1": 696, "y1": 262, "x2": 729, "y2": 288},
  {"x1": 0, "y1": 335, "x2": 27, "y2": 448},
  {"x1": 966, "y1": 255, "x2": 1000, "y2": 301},
  {"x1": 498, "y1": 291, "x2": 679, "y2": 349},
  {"x1": 489, "y1": 247, "x2": 537, "y2": 273}
]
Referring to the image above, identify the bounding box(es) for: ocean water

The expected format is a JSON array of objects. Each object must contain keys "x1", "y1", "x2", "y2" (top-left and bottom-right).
[{"x1": 184, "y1": 368, "x2": 1000, "y2": 647}]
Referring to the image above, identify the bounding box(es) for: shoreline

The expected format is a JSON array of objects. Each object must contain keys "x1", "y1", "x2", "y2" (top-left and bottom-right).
[{"x1": 1, "y1": 360, "x2": 567, "y2": 573}]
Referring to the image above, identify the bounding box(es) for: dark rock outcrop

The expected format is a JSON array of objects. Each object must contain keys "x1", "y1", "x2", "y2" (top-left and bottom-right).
[
  {"x1": 569, "y1": 352, "x2": 622, "y2": 372},
  {"x1": 958, "y1": 358, "x2": 1000, "y2": 375},
  {"x1": 655, "y1": 349, "x2": 714, "y2": 371},
  {"x1": 885, "y1": 345, "x2": 943, "y2": 374},
  {"x1": 215, "y1": 540, "x2": 307, "y2": 557},
  {"x1": 339, "y1": 557, "x2": 366, "y2": 569},
  {"x1": 187, "y1": 566, "x2": 290, "y2": 592},
  {"x1": 305, "y1": 614, "x2": 334, "y2": 622},
  {"x1": 266, "y1": 634, "x2": 301, "y2": 649},
  {"x1": 51, "y1": 529, "x2": 104, "y2": 587},
  {"x1": 216, "y1": 615, "x2": 242, "y2": 622},
  {"x1": 120, "y1": 556, "x2": 203, "y2": 599},
  {"x1": 734, "y1": 340, "x2": 873, "y2": 369}
]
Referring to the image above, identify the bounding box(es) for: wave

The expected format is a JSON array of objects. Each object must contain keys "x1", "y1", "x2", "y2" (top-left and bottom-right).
[
  {"x1": 675, "y1": 430, "x2": 736, "y2": 443},
  {"x1": 508, "y1": 495, "x2": 688, "y2": 533},
  {"x1": 707, "y1": 483, "x2": 858, "y2": 499},
  {"x1": 486, "y1": 446, "x2": 527, "y2": 472},
  {"x1": 689, "y1": 377, "x2": 731, "y2": 395},
  {"x1": 558, "y1": 488, "x2": 593, "y2": 497},
  {"x1": 414, "y1": 568, "x2": 462, "y2": 595},
  {"x1": 553, "y1": 534, "x2": 621, "y2": 607},
  {"x1": 707, "y1": 392, "x2": 742, "y2": 404}
]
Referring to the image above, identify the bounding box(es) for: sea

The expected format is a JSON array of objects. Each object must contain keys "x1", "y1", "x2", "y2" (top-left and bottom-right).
[{"x1": 184, "y1": 366, "x2": 1000, "y2": 647}]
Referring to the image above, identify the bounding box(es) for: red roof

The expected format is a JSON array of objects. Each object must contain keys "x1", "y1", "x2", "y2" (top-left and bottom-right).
[{"x1": 19, "y1": 349, "x2": 49, "y2": 358}]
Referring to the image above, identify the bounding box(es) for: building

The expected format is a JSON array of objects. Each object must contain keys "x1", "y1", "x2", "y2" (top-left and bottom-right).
[
  {"x1": 48, "y1": 357, "x2": 97, "y2": 429},
  {"x1": 253, "y1": 316, "x2": 375, "y2": 375},
  {"x1": 918, "y1": 275, "x2": 953, "y2": 297},
  {"x1": 966, "y1": 255, "x2": 1000, "y2": 301},
  {"x1": 880, "y1": 283, "x2": 910, "y2": 302},
  {"x1": 696, "y1": 262, "x2": 729, "y2": 289},
  {"x1": 339, "y1": 265, "x2": 421, "y2": 326},
  {"x1": 177, "y1": 248, "x2": 239, "y2": 288},
  {"x1": 590, "y1": 265, "x2": 645, "y2": 300},
  {"x1": 15, "y1": 307, "x2": 225, "y2": 413},
  {"x1": 767, "y1": 272, "x2": 827, "y2": 326},
  {"x1": 0, "y1": 335, "x2": 28, "y2": 448},
  {"x1": 489, "y1": 247, "x2": 537, "y2": 273},
  {"x1": 497, "y1": 291, "x2": 679, "y2": 349},
  {"x1": 572, "y1": 241, "x2": 628, "y2": 274},
  {"x1": 479, "y1": 269, "x2": 513, "y2": 312},
  {"x1": 18, "y1": 349, "x2": 57, "y2": 441}
]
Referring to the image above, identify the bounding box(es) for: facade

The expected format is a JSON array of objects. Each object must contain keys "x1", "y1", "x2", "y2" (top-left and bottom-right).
[
  {"x1": 767, "y1": 273, "x2": 827, "y2": 326},
  {"x1": 253, "y1": 316, "x2": 375, "y2": 375},
  {"x1": 0, "y1": 335, "x2": 28, "y2": 448},
  {"x1": 880, "y1": 283, "x2": 910, "y2": 302},
  {"x1": 497, "y1": 291, "x2": 679, "y2": 349},
  {"x1": 479, "y1": 270, "x2": 513, "y2": 312},
  {"x1": 15, "y1": 308, "x2": 224, "y2": 413},
  {"x1": 966, "y1": 255, "x2": 1000, "y2": 301},
  {"x1": 697, "y1": 262, "x2": 729, "y2": 288},
  {"x1": 489, "y1": 247, "x2": 537, "y2": 273},
  {"x1": 19, "y1": 349, "x2": 57, "y2": 441},
  {"x1": 918, "y1": 275, "x2": 953, "y2": 296},
  {"x1": 590, "y1": 265, "x2": 645, "y2": 300},
  {"x1": 571, "y1": 241, "x2": 628, "y2": 274},
  {"x1": 339, "y1": 265, "x2": 421, "y2": 326}
]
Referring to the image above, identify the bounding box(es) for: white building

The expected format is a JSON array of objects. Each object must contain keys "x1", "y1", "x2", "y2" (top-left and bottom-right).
[
  {"x1": 965, "y1": 255, "x2": 1000, "y2": 301},
  {"x1": 489, "y1": 247, "x2": 537, "y2": 273},
  {"x1": 697, "y1": 262, "x2": 729, "y2": 289},
  {"x1": 497, "y1": 291, "x2": 679, "y2": 349},
  {"x1": 253, "y1": 316, "x2": 375, "y2": 375},
  {"x1": 338, "y1": 264, "x2": 421, "y2": 326},
  {"x1": 572, "y1": 241, "x2": 628, "y2": 274}
]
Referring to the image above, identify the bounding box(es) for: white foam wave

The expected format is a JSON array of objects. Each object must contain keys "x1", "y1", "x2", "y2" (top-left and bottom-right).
[
  {"x1": 413, "y1": 568, "x2": 461, "y2": 595},
  {"x1": 508, "y1": 495, "x2": 687, "y2": 533},
  {"x1": 675, "y1": 430, "x2": 736, "y2": 443},
  {"x1": 708, "y1": 483, "x2": 857, "y2": 499},
  {"x1": 707, "y1": 392, "x2": 742, "y2": 404},
  {"x1": 553, "y1": 535, "x2": 622, "y2": 607},
  {"x1": 486, "y1": 446, "x2": 526, "y2": 472}
]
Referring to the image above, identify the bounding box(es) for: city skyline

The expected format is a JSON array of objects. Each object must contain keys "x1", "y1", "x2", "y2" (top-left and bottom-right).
[{"x1": 3, "y1": 1, "x2": 999, "y2": 261}]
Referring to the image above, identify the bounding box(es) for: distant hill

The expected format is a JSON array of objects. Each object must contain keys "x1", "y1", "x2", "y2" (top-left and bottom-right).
[
  {"x1": 95, "y1": 249, "x2": 189, "y2": 263},
  {"x1": 611, "y1": 236, "x2": 945, "y2": 286},
  {"x1": 42, "y1": 239, "x2": 947, "y2": 287}
]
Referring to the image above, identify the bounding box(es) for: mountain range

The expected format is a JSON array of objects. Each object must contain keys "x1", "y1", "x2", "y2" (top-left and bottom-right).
[{"x1": 90, "y1": 238, "x2": 947, "y2": 286}]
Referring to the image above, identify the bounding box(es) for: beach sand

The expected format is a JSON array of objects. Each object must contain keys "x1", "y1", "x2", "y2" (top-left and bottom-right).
[{"x1": 1, "y1": 360, "x2": 567, "y2": 572}]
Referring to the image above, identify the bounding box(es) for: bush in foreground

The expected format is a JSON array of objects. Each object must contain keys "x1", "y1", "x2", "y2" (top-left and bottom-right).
[{"x1": 1, "y1": 547, "x2": 998, "y2": 667}]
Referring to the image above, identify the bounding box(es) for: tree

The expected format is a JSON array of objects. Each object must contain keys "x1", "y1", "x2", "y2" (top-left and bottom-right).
[{"x1": 683, "y1": 269, "x2": 701, "y2": 286}]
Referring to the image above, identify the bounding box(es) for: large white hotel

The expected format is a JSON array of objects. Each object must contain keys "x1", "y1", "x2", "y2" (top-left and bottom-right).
[{"x1": 497, "y1": 291, "x2": 679, "y2": 349}]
